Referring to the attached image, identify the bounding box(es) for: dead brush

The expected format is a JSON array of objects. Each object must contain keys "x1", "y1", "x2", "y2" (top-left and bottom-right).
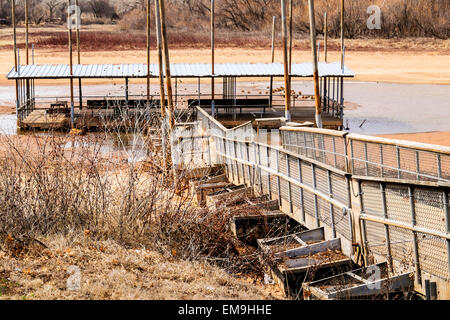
[{"x1": 0, "y1": 109, "x2": 268, "y2": 280}]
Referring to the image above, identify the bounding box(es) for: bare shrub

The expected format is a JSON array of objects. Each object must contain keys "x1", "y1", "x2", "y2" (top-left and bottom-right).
[{"x1": 0, "y1": 109, "x2": 264, "y2": 277}]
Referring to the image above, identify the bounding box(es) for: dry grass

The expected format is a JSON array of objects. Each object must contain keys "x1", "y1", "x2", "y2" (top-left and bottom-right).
[
  {"x1": 0, "y1": 232, "x2": 408, "y2": 300},
  {"x1": 1, "y1": 26, "x2": 448, "y2": 53},
  {"x1": 0, "y1": 236, "x2": 283, "y2": 300},
  {"x1": 0, "y1": 110, "x2": 287, "y2": 300}
]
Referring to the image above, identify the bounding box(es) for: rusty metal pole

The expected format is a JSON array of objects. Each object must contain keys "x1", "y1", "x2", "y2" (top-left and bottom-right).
[
  {"x1": 288, "y1": 0, "x2": 293, "y2": 73},
  {"x1": 146, "y1": 0, "x2": 151, "y2": 105},
  {"x1": 324, "y1": 12, "x2": 328, "y2": 63},
  {"x1": 281, "y1": 0, "x2": 291, "y2": 121},
  {"x1": 308, "y1": 0, "x2": 322, "y2": 128},
  {"x1": 12, "y1": 0, "x2": 19, "y2": 124},
  {"x1": 68, "y1": 0, "x2": 75, "y2": 128},
  {"x1": 25, "y1": 0, "x2": 29, "y2": 64},
  {"x1": 75, "y1": 0, "x2": 82, "y2": 110},
  {"x1": 211, "y1": 0, "x2": 215, "y2": 117},
  {"x1": 340, "y1": 0, "x2": 344, "y2": 70},
  {"x1": 25, "y1": 0, "x2": 30, "y2": 109},
  {"x1": 155, "y1": 0, "x2": 165, "y2": 117},
  {"x1": 158, "y1": 0, "x2": 174, "y2": 129},
  {"x1": 269, "y1": 16, "x2": 275, "y2": 109}
]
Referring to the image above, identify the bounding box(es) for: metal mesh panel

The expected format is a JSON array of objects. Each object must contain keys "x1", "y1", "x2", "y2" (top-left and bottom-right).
[
  {"x1": 303, "y1": 188, "x2": 316, "y2": 218},
  {"x1": 331, "y1": 173, "x2": 348, "y2": 205},
  {"x1": 317, "y1": 196, "x2": 331, "y2": 226},
  {"x1": 301, "y1": 162, "x2": 313, "y2": 187},
  {"x1": 334, "y1": 207, "x2": 352, "y2": 240},
  {"x1": 417, "y1": 232, "x2": 449, "y2": 280},
  {"x1": 349, "y1": 136, "x2": 450, "y2": 182},
  {"x1": 361, "y1": 181, "x2": 384, "y2": 217},
  {"x1": 315, "y1": 167, "x2": 329, "y2": 195},
  {"x1": 365, "y1": 220, "x2": 387, "y2": 256},
  {"x1": 281, "y1": 130, "x2": 347, "y2": 171},
  {"x1": 385, "y1": 185, "x2": 411, "y2": 224},
  {"x1": 414, "y1": 188, "x2": 446, "y2": 233},
  {"x1": 388, "y1": 225, "x2": 415, "y2": 268}
]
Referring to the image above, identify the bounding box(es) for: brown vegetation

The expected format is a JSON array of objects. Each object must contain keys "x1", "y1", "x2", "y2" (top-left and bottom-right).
[
  {"x1": 0, "y1": 112, "x2": 286, "y2": 300},
  {"x1": 0, "y1": 0, "x2": 448, "y2": 39}
]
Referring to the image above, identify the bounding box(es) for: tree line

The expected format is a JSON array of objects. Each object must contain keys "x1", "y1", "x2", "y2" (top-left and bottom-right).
[{"x1": 0, "y1": 0, "x2": 448, "y2": 39}]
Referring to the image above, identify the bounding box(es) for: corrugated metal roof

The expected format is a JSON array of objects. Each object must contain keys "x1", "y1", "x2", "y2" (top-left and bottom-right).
[{"x1": 6, "y1": 62, "x2": 354, "y2": 79}]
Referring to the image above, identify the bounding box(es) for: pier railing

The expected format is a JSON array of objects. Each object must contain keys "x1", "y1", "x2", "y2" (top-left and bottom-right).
[
  {"x1": 175, "y1": 109, "x2": 450, "y2": 296},
  {"x1": 348, "y1": 134, "x2": 450, "y2": 182}
]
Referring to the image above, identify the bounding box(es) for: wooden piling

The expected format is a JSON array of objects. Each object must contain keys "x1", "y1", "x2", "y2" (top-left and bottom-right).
[
  {"x1": 269, "y1": 16, "x2": 276, "y2": 109},
  {"x1": 288, "y1": 0, "x2": 293, "y2": 73},
  {"x1": 158, "y1": 0, "x2": 174, "y2": 129},
  {"x1": 147, "y1": 0, "x2": 151, "y2": 105},
  {"x1": 25, "y1": 0, "x2": 29, "y2": 64},
  {"x1": 75, "y1": 0, "x2": 82, "y2": 109},
  {"x1": 12, "y1": 0, "x2": 19, "y2": 122},
  {"x1": 324, "y1": 12, "x2": 328, "y2": 63},
  {"x1": 308, "y1": 0, "x2": 322, "y2": 128},
  {"x1": 211, "y1": 0, "x2": 215, "y2": 117},
  {"x1": 281, "y1": 0, "x2": 291, "y2": 121},
  {"x1": 155, "y1": 0, "x2": 166, "y2": 117},
  {"x1": 68, "y1": 0, "x2": 75, "y2": 127},
  {"x1": 340, "y1": 0, "x2": 344, "y2": 70}
]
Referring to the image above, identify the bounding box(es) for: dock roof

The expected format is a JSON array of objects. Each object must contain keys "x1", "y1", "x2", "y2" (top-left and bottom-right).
[{"x1": 7, "y1": 62, "x2": 354, "y2": 79}]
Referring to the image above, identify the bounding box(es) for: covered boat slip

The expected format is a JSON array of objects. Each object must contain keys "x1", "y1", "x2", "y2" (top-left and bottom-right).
[{"x1": 7, "y1": 62, "x2": 354, "y2": 130}]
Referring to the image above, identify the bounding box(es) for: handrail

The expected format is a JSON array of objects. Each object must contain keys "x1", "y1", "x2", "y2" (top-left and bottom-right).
[{"x1": 347, "y1": 133, "x2": 450, "y2": 155}]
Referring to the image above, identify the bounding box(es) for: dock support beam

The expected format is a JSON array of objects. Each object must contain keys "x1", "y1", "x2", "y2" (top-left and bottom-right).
[
  {"x1": 281, "y1": 0, "x2": 291, "y2": 121},
  {"x1": 68, "y1": 0, "x2": 75, "y2": 128},
  {"x1": 308, "y1": 0, "x2": 322, "y2": 128},
  {"x1": 211, "y1": 0, "x2": 215, "y2": 117},
  {"x1": 155, "y1": 0, "x2": 166, "y2": 117},
  {"x1": 269, "y1": 16, "x2": 276, "y2": 110}
]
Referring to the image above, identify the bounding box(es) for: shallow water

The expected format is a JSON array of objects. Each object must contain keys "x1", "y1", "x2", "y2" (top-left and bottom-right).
[{"x1": 0, "y1": 81, "x2": 449, "y2": 136}]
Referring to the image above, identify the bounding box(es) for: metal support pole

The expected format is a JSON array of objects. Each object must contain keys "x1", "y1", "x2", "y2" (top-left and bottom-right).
[
  {"x1": 211, "y1": 0, "x2": 215, "y2": 117},
  {"x1": 75, "y1": 0, "x2": 82, "y2": 110},
  {"x1": 358, "y1": 180, "x2": 369, "y2": 267},
  {"x1": 340, "y1": 76, "x2": 344, "y2": 119},
  {"x1": 281, "y1": 0, "x2": 291, "y2": 121},
  {"x1": 258, "y1": 144, "x2": 263, "y2": 194},
  {"x1": 198, "y1": 77, "x2": 201, "y2": 107},
  {"x1": 312, "y1": 163, "x2": 320, "y2": 228},
  {"x1": 68, "y1": 0, "x2": 75, "y2": 128},
  {"x1": 328, "y1": 170, "x2": 336, "y2": 238},
  {"x1": 25, "y1": 0, "x2": 29, "y2": 64},
  {"x1": 444, "y1": 191, "x2": 450, "y2": 280},
  {"x1": 298, "y1": 158, "x2": 306, "y2": 223},
  {"x1": 125, "y1": 78, "x2": 129, "y2": 104},
  {"x1": 276, "y1": 150, "x2": 281, "y2": 206},
  {"x1": 147, "y1": 0, "x2": 151, "y2": 105},
  {"x1": 381, "y1": 183, "x2": 393, "y2": 271},
  {"x1": 267, "y1": 146, "x2": 272, "y2": 200},
  {"x1": 437, "y1": 154, "x2": 442, "y2": 180},
  {"x1": 308, "y1": 0, "x2": 322, "y2": 128},
  {"x1": 155, "y1": 0, "x2": 166, "y2": 116},
  {"x1": 158, "y1": 0, "x2": 174, "y2": 129},
  {"x1": 324, "y1": 12, "x2": 328, "y2": 62},
  {"x1": 286, "y1": 154, "x2": 293, "y2": 214},
  {"x1": 409, "y1": 186, "x2": 422, "y2": 286},
  {"x1": 340, "y1": 0, "x2": 345, "y2": 70},
  {"x1": 269, "y1": 16, "x2": 276, "y2": 110},
  {"x1": 12, "y1": 0, "x2": 20, "y2": 122}
]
